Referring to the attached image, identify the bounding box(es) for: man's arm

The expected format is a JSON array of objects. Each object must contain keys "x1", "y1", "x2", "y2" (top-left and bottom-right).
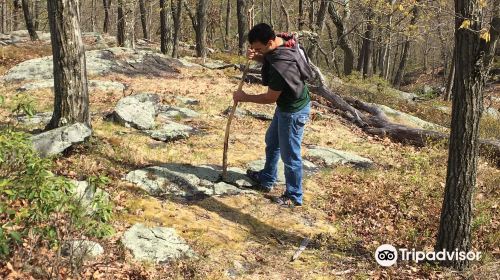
[{"x1": 234, "y1": 88, "x2": 281, "y2": 104}]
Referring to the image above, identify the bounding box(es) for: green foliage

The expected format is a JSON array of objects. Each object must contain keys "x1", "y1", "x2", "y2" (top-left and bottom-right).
[
  {"x1": 0, "y1": 130, "x2": 113, "y2": 258},
  {"x1": 12, "y1": 94, "x2": 37, "y2": 117}
]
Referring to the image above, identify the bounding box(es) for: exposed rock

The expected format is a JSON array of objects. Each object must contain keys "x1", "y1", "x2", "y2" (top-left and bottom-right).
[
  {"x1": 2, "y1": 47, "x2": 180, "y2": 83},
  {"x1": 157, "y1": 105, "x2": 200, "y2": 119},
  {"x1": 62, "y1": 240, "x2": 104, "y2": 260},
  {"x1": 17, "y1": 79, "x2": 125, "y2": 93},
  {"x1": 112, "y1": 93, "x2": 159, "y2": 130},
  {"x1": 121, "y1": 223, "x2": 196, "y2": 263},
  {"x1": 16, "y1": 112, "x2": 53, "y2": 125},
  {"x1": 376, "y1": 104, "x2": 446, "y2": 131},
  {"x1": 305, "y1": 146, "x2": 373, "y2": 169},
  {"x1": 143, "y1": 121, "x2": 194, "y2": 142},
  {"x1": 88, "y1": 80, "x2": 126, "y2": 92},
  {"x1": 485, "y1": 107, "x2": 500, "y2": 120},
  {"x1": 246, "y1": 158, "x2": 319, "y2": 184},
  {"x1": 175, "y1": 96, "x2": 200, "y2": 106},
  {"x1": 422, "y1": 85, "x2": 433, "y2": 95},
  {"x1": 70, "y1": 180, "x2": 110, "y2": 214},
  {"x1": 31, "y1": 123, "x2": 92, "y2": 157},
  {"x1": 125, "y1": 164, "x2": 256, "y2": 198}
]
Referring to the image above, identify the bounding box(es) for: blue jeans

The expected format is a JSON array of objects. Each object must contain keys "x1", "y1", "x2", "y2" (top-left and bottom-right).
[{"x1": 258, "y1": 102, "x2": 310, "y2": 205}]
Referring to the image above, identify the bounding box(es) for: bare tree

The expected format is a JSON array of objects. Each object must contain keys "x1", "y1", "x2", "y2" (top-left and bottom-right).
[
  {"x1": 393, "y1": 3, "x2": 419, "y2": 87},
  {"x1": 160, "y1": 0, "x2": 172, "y2": 54},
  {"x1": 328, "y1": 1, "x2": 354, "y2": 75},
  {"x1": 184, "y1": 0, "x2": 208, "y2": 59},
  {"x1": 236, "y1": 0, "x2": 247, "y2": 55},
  {"x1": 103, "y1": 0, "x2": 111, "y2": 33},
  {"x1": 117, "y1": 0, "x2": 135, "y2": 48},
  {"x1": 46, "y1": 0, "x2": 90, "y2": 129},
  {"x1": 171, "y1": 0, "x2": 182, "y2": 57},
  {"x1": 435, "y1": 0, "x2": 499, "y2": 270},
  {"x1": 139, "y1": 0, "x2": 149, "y2": 39},
  {"x1": 21, "y1": 0, "x2": 38, "y2": 40}
]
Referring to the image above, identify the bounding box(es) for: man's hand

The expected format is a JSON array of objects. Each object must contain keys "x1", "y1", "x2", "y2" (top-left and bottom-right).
[
  {"x1": 247, "y1": 48, "x2": 263, "y2": 62},
  {"x1": 233, "y1": 89, "x2": 247, "y2": 103}
]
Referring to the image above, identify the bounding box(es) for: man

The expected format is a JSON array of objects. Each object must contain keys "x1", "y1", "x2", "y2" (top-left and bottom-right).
[{"x1": 233, "y1": 23, "x2": 313, "y2": 207}]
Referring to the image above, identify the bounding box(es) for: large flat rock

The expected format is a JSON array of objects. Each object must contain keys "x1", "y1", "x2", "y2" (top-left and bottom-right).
[
  {"x1": 17, "y1": 79, "x2": 125, "y2": 93},
  {"x1": 376, "y1": 104, "x2": 446, "y2": 131},
  {"x1": 121, "y1": 223, "x2": 196, "y2": 263},
  {"x1": 125, "y1": 164, "x2": 256, "y2": 198},
  {"x1": 305, "y1": 145, "x2": 373, "y2": 169},
  {"x1": 246, "y1": 158, "x2": 319, "y2": 184},
  {"x1": 30, "y1": 123, "x2": 92, "y2": 157},
  {"x1": 143, "y1": 121, "x2": 194, "y2": 142},
  {"x1": 112, "y1": 93, "x2": 159, "y2": 130},
  {"x1": 2, "y1": 47, "x2": 180, "y2": 83}
]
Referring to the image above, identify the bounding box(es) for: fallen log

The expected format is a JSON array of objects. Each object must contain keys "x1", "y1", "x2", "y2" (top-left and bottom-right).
[{"x1": 307, "y1": 62, "x2": 500, "y2": 167}]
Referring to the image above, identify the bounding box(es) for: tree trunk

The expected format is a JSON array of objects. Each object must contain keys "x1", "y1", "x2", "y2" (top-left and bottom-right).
[
  {"x1": 21, "y1": 0, "x2": 38, "y2": 40},
  {"x1": 139, "y1": 0, "x2": 149, "y2": 39},
  {"x1": 307, "y1": 0, "x2": 328, "y2": 61},
  {"x1": 1, "y1": 0, "x2": 6, "y2": 33},
  {"x1": 171, "y1": 0, "x2": 182, "y2": 57},
  {"x1": 393, "y1": 39, "x2": 410, "y2": 87},
  {"x1": 362, "y1": 10, "x2": 374, "y2": 78},
  {"x1": 13, "y1": 0, "x2": 20, "y2": 30},
  {"x1": 278, "y1": 0, "x2": 289, "y2": 32},
  {"x1": 236, "y1": 0, "x2": 247, "y2": 55},
  {"x1": 268, "y1": 0, "x2": 272, "y2": 27},
  {"x1": 328, "y1": 2, "x2": 354, "y2": 75},
  {"x1": 435, "y1": 0, "x2": 499, "y2": 270},
  {"x1": 393, "y1": 4, "x2": 419, "y2": 87},
  {"x1": 90, "y1": 0, "x2": 96, "y2": 32},
  {"x1": 46, "y1": 0, "x2": 90, "y2": 129},
  {"x1": 33, "y1": 0, "x2": 40, "y2": 30},
  {"x1": 298, "y1": 0, "x2": 304, "y2": 30},
  {"x1": 103, "y1": 0, "x2": 111, "y2": 33},
  {"x1": 117, "y1": 0, "x2": 135, "y2": 48},
  {"x1": 195, "y1": 0, "x2": 208, "y2": 58},
  {"x1": 160, "y1": 0, "x2": 171, "y2": 54},
  {"x1": 226, "y1": 0, "x2": 231, "y2": 43}
]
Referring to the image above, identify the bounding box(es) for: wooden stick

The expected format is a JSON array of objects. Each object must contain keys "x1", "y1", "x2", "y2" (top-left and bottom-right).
[{"x1": 222, "y1": 60, "x2": 251, "y2": 180}]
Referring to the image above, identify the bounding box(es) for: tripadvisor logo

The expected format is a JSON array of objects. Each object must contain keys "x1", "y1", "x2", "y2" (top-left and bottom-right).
[{"x1": 374, "y1": 244, "x2": 481, "y2": 267}]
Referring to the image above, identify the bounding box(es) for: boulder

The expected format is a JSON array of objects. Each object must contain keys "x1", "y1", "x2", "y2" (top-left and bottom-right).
[
  {"x1": 157, "y1": 105, "x2": 200, "y2": 119},
  {"x1": 305, "y1": 146, "x2": 373, "y2": 169},
  {"x1": 143, "y1": 121, "x2": 194, "y2": 142},
  {"x1": 121, "y1": 223, "x2": 196, "y2": 263},
  {"x1": 70, "y1": 180, "x2": 110, "y2": 214},
  {"x1": 112, "y1": 93, "x2": 159, "y2": 130},
  {"x1": 62, "y1": 240, "x2": 104, "y2": 260},
  {"x1": 30, "y1": 123, "x2": 92, "y2": 157}
]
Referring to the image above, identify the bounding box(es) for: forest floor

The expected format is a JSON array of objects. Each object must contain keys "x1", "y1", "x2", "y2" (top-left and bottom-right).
[{"x1": 0, "y1": 40, "x2": 498, "y2": 279}]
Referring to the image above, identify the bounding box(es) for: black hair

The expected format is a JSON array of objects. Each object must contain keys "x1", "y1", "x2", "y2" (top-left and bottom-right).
[{"x1": 248, "y1": 23, "x2": 276, "y2": 44}]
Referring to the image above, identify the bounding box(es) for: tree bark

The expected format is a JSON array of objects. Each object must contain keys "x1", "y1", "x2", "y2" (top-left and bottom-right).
[
  {"x1": 393, "y1": 4, "x2": 419, "y2": 87},
  {"x1": 171, "y1": 0, "x2": 182, "y2": 57},
  {"x1": 139, "y1": 0, "x2": 149, "y2": 39},
  {"x1": 160, "y1": 0, "x2": 171, "y2": 54},
  {"x1": 362, "y1": 10, "x2": 374, "y2": 78},
  {"x1": 328, "y1": 2, "x2": 354, "y2": 75},
  {"x1": 435, "y1": 0, "x2": 500, "y2": 270},
  {"x1": 298, "y1": 0, "x2": 304, "y2": 30},
  {"x1": 0, "y1": 1, "x2": 5, "y2": 33},
  {"x1": 103, "y1": 0, "x2": 111, "y2": 33},
  {"x1": 13, "y1": 0, "x2": 21, "y2": 31},
  {"x1": 46, "y1": 0, "x2": 90, "y2": 129},
  {"x1": 117, "y1": 0, "x2": 135, "y2": 48},
  {"x1": 21, "y1": 0, "x2": 38, "y2": 40},
  {"x1": 278, "y1": 0, "x2": 289, "y2": 32},
  {"x1": 195, "y1": 0, "x2": 208, "y2": 58},
  {"x1": 236, "y1": 0, "x2": 247, "y2": 55}
]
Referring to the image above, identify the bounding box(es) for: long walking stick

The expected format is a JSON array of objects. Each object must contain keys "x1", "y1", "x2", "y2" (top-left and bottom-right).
[{"x1": 222, "y1": 60, "x2": 251, "y2": 181}]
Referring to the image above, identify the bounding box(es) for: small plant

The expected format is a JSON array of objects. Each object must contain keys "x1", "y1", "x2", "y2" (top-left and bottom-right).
[{"x1": 0, "y1": 129, "x2": 114, "y2": 259}]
